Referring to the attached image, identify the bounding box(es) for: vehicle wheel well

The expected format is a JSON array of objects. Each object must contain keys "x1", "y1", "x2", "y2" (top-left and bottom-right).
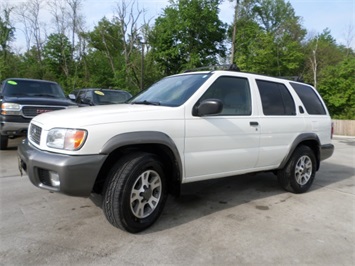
[
  {"x1": 297, "y1": 140, "x2": 320, "y2": 170},
  {"x1": 92, "y1": 144, "x2": 181, "y2": 196}
]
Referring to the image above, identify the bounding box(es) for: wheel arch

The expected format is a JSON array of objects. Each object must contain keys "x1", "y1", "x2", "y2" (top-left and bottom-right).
[
  {"x1": 92, "y1": 131, "x2": 182, "y2": 197},
  {"x1": 279, "y1": 133, "x2": 321, "y2": 171}
]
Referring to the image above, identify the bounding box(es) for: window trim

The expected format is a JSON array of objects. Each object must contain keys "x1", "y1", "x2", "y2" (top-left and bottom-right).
[
  {"x1": 256, "y1": 79, "x2": 296, "y2": 116},
  {"x1": 195, "y1": 75, "x2": 252, "y2": 117}
]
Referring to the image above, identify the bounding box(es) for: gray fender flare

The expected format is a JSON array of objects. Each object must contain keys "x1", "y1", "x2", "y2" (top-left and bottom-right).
[
  {"x1": 278, "y1": 133, "x2": 321, "y2": 170},
  {"x1": 100, "y1": 131, "x2": 183, "y2": 179}
]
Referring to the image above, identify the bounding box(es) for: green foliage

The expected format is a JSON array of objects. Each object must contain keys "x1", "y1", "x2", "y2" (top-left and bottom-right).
[
  {"x1": 43, "y1": 33, "x2": 72, "y2": 79},
  {"x1": 303, "y1": 28, "x2": 346, "y2": 85},
  {"x1": 19, "y1": 47, "x2": 44, "y2": 79},
  {"x1": 233, "y1": 0, "x2": 306, "y2": 76},
  {"x1": 0, "y1": 7, "x2": 15, "y2": 79},
  {"x1": 85, "y1": 17, "x2": 123, "y2": 57},
  {"x1": 0, "y1": 8, "x2": 15, "y2": 53},
  {"x1": 2, "y1": 0, "x2": 355, "y2": 119},
  {"x1": 150, "y1": 0, "x2": 227, "y2": 75},
  {"x1": 318, "y1": 57, "x2": 355, "y2": 119}
]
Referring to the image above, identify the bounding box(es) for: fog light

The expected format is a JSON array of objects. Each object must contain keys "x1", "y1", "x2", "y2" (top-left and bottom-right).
[{"x1": 48, "y1": 171, "x2": 60, "y2": 188}]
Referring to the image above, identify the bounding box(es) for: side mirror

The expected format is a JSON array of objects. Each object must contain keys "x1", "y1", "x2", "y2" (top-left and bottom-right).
[
  {"x1": 193, "y1": 99, "x2": 223, "y2": 116},
  {"x1": 68, "y1": 94, "x2": 76, "y2": 101}
]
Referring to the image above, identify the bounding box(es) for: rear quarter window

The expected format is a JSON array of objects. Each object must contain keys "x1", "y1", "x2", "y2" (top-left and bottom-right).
[{"x1": 290, "y1": 82, "x2": 326, "y2": 115}]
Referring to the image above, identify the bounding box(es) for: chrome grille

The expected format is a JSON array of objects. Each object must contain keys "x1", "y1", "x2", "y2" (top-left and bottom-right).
[
  {"x1": 29, "y1": 124, "x2": 42, "y2": 145},
  {"x1": 22, "y1": 106, "x2": 66, "y2": 118}
]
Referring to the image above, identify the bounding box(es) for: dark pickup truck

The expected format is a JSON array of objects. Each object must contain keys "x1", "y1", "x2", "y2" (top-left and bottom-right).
[{"x1": 0, "y1": 78, "x2": 77, "y2": 150}]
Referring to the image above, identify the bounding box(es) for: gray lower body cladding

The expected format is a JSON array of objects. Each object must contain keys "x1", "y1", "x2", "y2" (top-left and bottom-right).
[{"x1": 17, "y1": 139, "x2": 107, "y2": 197}]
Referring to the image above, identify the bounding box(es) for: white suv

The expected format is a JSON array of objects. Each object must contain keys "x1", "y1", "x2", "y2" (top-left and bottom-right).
[{"x1": 18, "y1": 67, "x2": 334, "y2": 233}]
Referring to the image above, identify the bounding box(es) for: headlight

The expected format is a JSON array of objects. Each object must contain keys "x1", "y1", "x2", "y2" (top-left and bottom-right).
[
  {"x1": 47, "y1": 128, "x2": 87, "y2": 150},
  {"x1": 1, "y1": 103, "x2": 21, "y2": 115}
]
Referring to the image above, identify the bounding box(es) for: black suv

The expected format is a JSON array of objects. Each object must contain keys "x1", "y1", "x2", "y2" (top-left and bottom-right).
[{"x1": 0, "y1": 78, "x2": 77, "y2": 150}]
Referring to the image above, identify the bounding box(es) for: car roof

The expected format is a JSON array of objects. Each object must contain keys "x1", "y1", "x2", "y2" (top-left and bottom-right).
[
  {"x1": 79, "y1": 88, "x2": 130, "y2": 93},
  {"x1": 180, "y1": 64, "x2": 307, "y2": 85}
]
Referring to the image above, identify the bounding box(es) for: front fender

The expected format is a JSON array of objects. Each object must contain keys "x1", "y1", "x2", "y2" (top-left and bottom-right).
[{"x1": 100, "y1": 131, "x2": 183, "y2": 182}]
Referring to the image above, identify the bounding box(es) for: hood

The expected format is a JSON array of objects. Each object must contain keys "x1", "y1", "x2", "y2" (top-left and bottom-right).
[
  {"x1": 3, "y1": 96, "x2": 76, "y2": 106},
  {"x1": 31, "y1": 103, "x2": 183, "y2": 130}
]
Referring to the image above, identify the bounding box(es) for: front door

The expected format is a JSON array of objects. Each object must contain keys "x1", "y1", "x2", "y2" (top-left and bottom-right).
[{"x1": 184, "y1": 76, "x2": 260, "y2": 182}]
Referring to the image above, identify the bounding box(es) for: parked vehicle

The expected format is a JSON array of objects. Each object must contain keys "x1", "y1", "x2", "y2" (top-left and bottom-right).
[
  {"x1": 0, "y1": 78, "x2": 77, "y2": 150},
  {"x1": 18, "y1": 66, "x2": 334, "y2": 233},
  {"x1": 72, "y1": 88, "x2": 132, "y2": 106}
]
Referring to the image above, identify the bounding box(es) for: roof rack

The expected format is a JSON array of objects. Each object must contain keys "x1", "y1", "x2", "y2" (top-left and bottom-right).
[
  {"x1": 277, "y1": 76, "x2": 304, "y2": 82},
  {"x1": 184, "y1": 64, "x2": 241, "y2": 73}
]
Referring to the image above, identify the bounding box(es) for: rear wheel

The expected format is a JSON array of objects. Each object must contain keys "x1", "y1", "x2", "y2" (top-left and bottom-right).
[
  {"x1": 0, "y1": 135, "x2": 8, "y2": 150},
  {"x1": 278, "y1": 145, "x2": 316, "y2": 193},
  {"x1": 103, "y1": 152, "x2": 167, "y2": 233}
]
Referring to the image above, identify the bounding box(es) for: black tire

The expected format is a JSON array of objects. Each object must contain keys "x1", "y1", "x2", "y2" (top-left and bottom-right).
[
  {"x1": 103, "y1": 152, "x2": 168, "y2": 233},
  {"x1": 277, "y1": 145, "x2": 316, "y2": 193},
  {"x1": 0, "y1": 135, "x2": 8, "y2": 150}
]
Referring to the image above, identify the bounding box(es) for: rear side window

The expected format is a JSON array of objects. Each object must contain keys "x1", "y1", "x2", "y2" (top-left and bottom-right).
[
  {"x1": 256, "y1": 80, "x2": 295, "y2": 116},
  {"x1": 290, "y1": 82, "x2": 326, "y2": 115}
]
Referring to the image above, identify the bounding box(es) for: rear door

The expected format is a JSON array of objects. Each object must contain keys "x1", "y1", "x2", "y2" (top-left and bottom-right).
[{"x1": 254, "y1": 79, "x2": 305, "y2": 168}]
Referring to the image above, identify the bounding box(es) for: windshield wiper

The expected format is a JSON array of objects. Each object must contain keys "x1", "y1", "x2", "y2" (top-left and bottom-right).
[{"x1": 132, "y1": 100, "x2": 160, "y2": 106}]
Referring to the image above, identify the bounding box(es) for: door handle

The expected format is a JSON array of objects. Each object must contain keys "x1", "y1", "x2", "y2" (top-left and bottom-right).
[{"x1": 250, "y1": 121, "x2": 259, "y2": 126}]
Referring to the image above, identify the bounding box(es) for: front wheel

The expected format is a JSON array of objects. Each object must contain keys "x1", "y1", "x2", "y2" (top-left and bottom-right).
[
  {"x1": 277, "y1": 145, "x2": 316, "y2": 193},
  {"x1": 103, "y1": 152, "x2": 167, "y2": 233}
]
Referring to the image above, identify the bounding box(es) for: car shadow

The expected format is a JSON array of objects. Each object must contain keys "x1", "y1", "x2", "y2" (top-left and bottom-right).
[
  {"x1": 339, "y1": 139, "x2": 355, "y2": 146},
  {"x1": 141, "y1": 160, "x2": 354, "y2": 234}
]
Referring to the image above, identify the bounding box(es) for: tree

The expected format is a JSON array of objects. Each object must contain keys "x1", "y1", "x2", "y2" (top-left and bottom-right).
[
  {"x1": 43, "y1": 33, "x2": 72, "y2": 82},
  {"x1": 231, "y1": 0, "x2": 306, "y2": 76},
  {"x1": 304, "y1": 29, "x2": 346, "y2": 87},
  {"x1": 66, "y1": 0, "x2": 83, "y2": 58},
  {"x1": 0, "y1": 4, "x2": 15, "y2": 79},
  {"x1": 84, "y1": 17, "x2": 125, "y2": 87},
  {"x1": 150, "y1": 0, "x2": 227, "y2": 75},
  {"x1": 114, "y1": 0, "x2": 146, "y2": 91},
  {"x1": 318, "y1": 57, "x2": 355, "y2": 119},
  {"x1": 15, "y1": 0, "x2": 47, "y2": 77}
]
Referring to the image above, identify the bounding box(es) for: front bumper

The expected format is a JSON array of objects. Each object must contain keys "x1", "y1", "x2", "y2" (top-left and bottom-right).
[
  {"x1": 0, "y1": 115, "x2": 30, "y2": 136},
  {"x1": 17, "y1": 139, "x2": 108, "y2": 197}
]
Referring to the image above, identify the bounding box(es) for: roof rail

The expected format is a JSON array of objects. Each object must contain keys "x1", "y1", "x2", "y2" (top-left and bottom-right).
[
  {"x1": 277, "y1": 76, "x2": 304, "y2": 82},
  {"x1": 184, "y1": 64, "x2": 241, "y2": 73}
]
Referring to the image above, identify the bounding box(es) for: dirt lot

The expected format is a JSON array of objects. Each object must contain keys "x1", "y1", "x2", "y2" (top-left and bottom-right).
[{"x1": 0, "y1": 137, "x2": 354, "y2": 265}]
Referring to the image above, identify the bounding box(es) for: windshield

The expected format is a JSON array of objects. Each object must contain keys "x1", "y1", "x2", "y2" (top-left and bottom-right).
[
  {"x1": 3, "y1": 79, "x2": 66, "y2": 99},
  {"x1": 130, "y1": 73, "x2": 212, "y2": 107}
]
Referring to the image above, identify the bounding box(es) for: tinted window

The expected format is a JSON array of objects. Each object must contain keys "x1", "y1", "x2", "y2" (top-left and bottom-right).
[
  {"x1": 93, "y1": 90, "x2": 131, "y2": 104},
  {"x1": 256, "y1": 80, "x2": 295, "y2": 116},
  {"x1": 290, "y1": 82, "x2": 326, "y2": 115},
  {"x1": 85, "y1": 91, "x2": 93, "y2": 102},
  {"x1": 199, "y1": 76, "x2": 251, "y2": 116},
  {"x1": 76, "y1": 91, "x2": 87, "y2": 103},
  {"x1": 3, "y1": 79, "x2": 66, "y2": 98}
]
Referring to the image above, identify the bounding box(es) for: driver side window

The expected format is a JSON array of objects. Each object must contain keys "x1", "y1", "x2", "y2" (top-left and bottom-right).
[{"x1": 199, "y1": 76, "x2": 251, "y2": 116}]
